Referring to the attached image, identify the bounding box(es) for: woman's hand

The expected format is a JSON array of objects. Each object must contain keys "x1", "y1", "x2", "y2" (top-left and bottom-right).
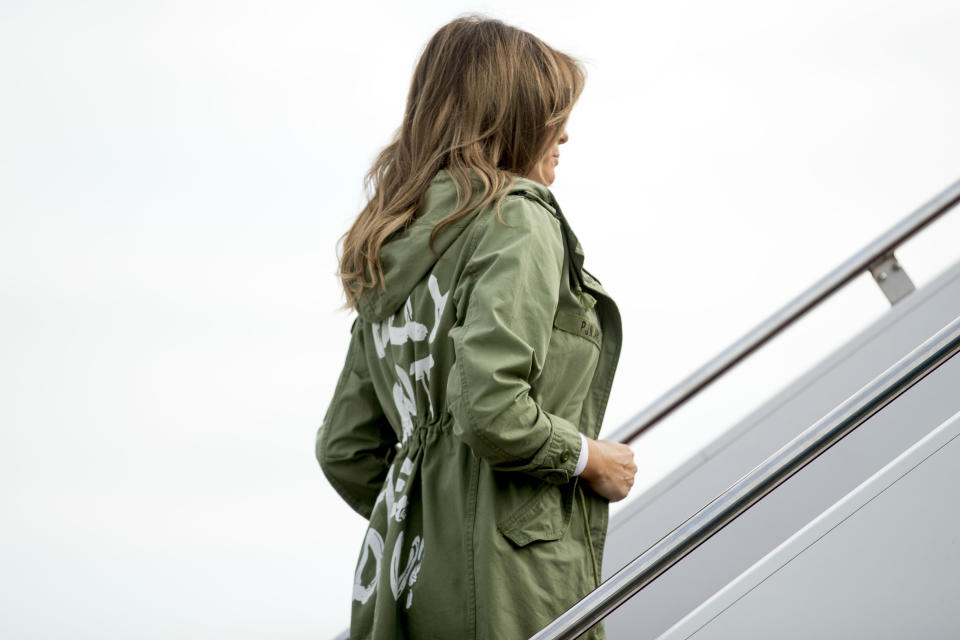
[{"x1": 580, "y1": 438, "x2": 637, "y2": 502}]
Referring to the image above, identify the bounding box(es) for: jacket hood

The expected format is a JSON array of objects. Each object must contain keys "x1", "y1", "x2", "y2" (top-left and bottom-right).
[{"x1": 355, "y1": 170, "x2": 557, "y2": 323}]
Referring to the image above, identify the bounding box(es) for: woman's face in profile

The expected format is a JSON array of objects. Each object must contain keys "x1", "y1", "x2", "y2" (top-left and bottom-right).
[{"x1": 526, "y1": 129, "x2": 569, "y2": 187}]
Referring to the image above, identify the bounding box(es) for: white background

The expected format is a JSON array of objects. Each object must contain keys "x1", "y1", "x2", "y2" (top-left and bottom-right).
[{"x1": 2, "y1": 1, "x2": 959, "y2": 637}]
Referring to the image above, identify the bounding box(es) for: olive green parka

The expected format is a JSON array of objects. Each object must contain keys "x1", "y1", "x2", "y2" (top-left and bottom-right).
[{"x1": 316, "y1": 170, "x2": 623, "y2": 639}]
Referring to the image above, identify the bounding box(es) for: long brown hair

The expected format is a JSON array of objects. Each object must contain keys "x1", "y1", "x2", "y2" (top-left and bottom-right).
[{"x1": 336, "y1": 15, "x2": 585, "y2": 310}]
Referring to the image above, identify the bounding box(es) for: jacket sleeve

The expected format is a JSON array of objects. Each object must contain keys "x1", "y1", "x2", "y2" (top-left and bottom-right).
[
  {"x1": 316, "y1": 317, "x2": 397, "y2": 519},
  {"x1": 446, "y1": 194, "x2": 584, "y2": 485}
]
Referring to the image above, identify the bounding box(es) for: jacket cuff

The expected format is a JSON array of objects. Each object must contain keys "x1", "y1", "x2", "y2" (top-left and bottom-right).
[{"x1": 538, "y1": 411, "x2": 584, "y2": 484}]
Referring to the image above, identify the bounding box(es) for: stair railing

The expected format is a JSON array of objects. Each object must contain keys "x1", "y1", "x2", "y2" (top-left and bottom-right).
[{"x1": 607, "y1": 176, "x2": 960, "y2": 445}]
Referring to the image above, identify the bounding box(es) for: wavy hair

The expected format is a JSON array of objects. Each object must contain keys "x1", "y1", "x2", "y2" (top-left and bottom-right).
[{"x1": 336, "y1": 15, "x2": 585, "y2": 310}]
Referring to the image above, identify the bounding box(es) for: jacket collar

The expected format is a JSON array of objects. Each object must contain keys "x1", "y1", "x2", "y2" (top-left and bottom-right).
[
  {"x1": 355, "y1": 169, "x2": 497, "y2": 323},
  {"x1": 353, "y1": 169, "x2": 587, "y2": 323}
]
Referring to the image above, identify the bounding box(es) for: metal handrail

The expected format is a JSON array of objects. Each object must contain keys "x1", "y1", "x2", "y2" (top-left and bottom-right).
[
  {"x1": 532, "y1": 313, "x2": 960, "y2": 640},
  {"x1": 607, "y1": 176, "x2": 960, "y2": 445}
]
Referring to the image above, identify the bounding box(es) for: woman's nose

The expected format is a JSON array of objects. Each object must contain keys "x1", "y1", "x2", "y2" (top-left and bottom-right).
[{"x1": 558, "y1": 130, "x2": 569, "y2": 145}]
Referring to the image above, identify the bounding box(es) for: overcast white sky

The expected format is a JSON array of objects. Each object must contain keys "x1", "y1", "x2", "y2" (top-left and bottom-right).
[{"x1": 2, "y1": 1, "x2": 959, "y2": 638}]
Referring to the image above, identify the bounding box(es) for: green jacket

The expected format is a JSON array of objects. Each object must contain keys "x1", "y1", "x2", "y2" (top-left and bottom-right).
[{"x1": 316, "y1": 170, "x2": 623, "y2": 639}]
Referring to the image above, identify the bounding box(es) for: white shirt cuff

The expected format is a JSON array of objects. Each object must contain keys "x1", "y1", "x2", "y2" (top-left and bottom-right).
[{"x1": 573, "y1": 433, "x2": 589, "y2": 476}]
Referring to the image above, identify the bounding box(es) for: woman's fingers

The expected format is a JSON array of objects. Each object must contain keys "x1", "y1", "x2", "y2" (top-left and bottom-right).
[{"x1": 581, "y1": 438, "x2": 637, "y2": 502}]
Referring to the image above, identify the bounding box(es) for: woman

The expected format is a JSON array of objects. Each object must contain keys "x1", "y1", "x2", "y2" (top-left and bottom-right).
[{"x1": 316, "y1": 15, "x2": 637, "y2": 640}]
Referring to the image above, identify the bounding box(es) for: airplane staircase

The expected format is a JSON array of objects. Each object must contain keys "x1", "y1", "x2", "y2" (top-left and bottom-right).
[{"x1": 533, "y1": 176, "x2": 960, "y2": 639}]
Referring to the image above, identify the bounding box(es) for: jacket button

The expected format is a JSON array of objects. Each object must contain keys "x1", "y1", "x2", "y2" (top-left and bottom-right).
[{"x1": 560, "y1": 449, "x2": 571, "y2": 463}]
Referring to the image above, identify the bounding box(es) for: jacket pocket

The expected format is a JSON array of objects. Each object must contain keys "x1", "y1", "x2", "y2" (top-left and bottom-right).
[
  {"x1": 496, "y1": 478, "x2": 576, "y2": 547},
  {"x1": 552, "y1": 309, "x2": 602, "y2": 350}
]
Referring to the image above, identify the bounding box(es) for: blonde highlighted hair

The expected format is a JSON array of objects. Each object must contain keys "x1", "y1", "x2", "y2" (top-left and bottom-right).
[{"x1": 336, "y1": 15, "x2": 585, "y2": 310}]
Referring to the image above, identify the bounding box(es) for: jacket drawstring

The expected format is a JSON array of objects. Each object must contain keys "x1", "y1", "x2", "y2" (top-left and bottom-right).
[{"x1": 577, "y1": 483, "x2": 601, "y2": 587}]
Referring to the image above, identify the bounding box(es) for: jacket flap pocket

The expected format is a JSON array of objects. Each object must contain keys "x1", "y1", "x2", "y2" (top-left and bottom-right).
[
  {"x1": 496, "y1": 480, "x2": 576, "y2": 547},
  {"x1": 553, "y1": 310, "x2": 602, "y2": 349}
]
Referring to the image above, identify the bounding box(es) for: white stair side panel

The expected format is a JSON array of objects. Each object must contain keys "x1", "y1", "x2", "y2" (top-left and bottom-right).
[{"x1": 658, "y1": 409, "x2": 960, "y2": 640}]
